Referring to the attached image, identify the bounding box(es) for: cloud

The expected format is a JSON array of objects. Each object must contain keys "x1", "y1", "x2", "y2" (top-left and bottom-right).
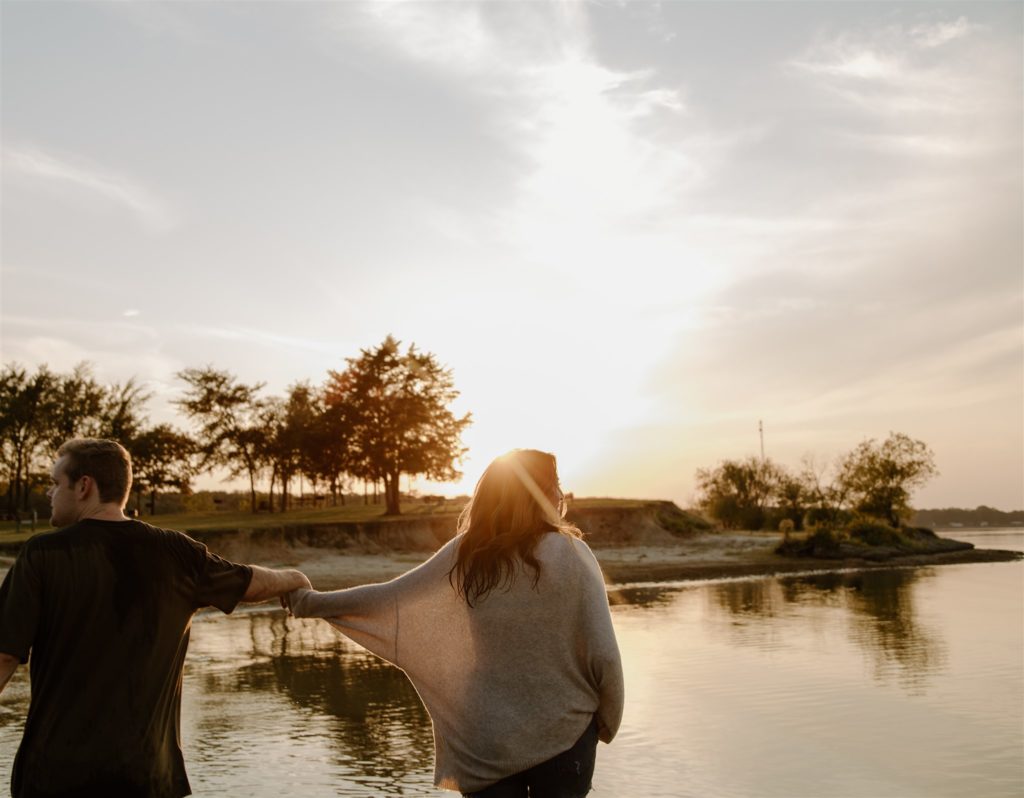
[
  {"x1": 0, "y1": 314, "x2": 186, "y2": 413},
  {"x1": 185, "y1": 324, "x2": 356, "y2": 358},
  {"x1": 793, "y1": 46, "x2": 901, "y2": 80},
  {"x1": 910, "y1": 16, "x2": 977, "y2": 49},
  {"x1": 3, "y1": 147, "x2": 176, "y2": 232},
  {"x1": 342, "y1": 1, "x2": 701, "y2": 238},
  {"x1": 789, "y1": 14, "x2": 1015, "y2": 124},
  {"x1": 358, "y1": 1, "x2": 495, "y2": 72}
]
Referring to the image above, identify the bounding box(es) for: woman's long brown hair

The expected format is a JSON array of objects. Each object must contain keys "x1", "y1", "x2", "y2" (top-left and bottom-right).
[{"x1": 449, "y1": 449, "x2": 581, "y2": 606}]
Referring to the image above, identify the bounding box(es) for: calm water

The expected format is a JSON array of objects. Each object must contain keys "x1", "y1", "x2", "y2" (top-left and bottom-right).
[{"x1": 1, "y1": 530, "x2": 1021, "y2": 797}]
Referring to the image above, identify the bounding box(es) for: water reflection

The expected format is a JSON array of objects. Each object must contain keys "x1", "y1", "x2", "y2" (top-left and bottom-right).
[
  {"x1": 843, "y1": 570, "x2": 947, "y2": 691},
  {"x1": 1, "y1": 557, "x2": 1018, "y2": 798},
  {"x1": 190, "y1": 613, "x2": 434, "y2": 784},
  {"x1": 706, "y1": 569, "x2": 946, "y2": 690},
  {"x1": 608, "y1": 584, "x2": 680, "y2": 608}
]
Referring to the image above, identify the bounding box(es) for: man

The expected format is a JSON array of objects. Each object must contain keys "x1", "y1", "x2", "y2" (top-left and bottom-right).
[{"x1": 0, "y1": 438, "x2": 310, "y2": 797}]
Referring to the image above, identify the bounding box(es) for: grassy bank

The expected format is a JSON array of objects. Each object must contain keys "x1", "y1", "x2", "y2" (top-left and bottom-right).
[{"x1": 0, "y1": 497, "x2": 662, "y2": 547}]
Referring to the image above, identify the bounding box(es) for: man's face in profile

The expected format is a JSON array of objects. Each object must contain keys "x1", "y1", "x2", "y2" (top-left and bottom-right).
[{"x1": 47, "y1": 456, "x2": 78, "y2": 528}]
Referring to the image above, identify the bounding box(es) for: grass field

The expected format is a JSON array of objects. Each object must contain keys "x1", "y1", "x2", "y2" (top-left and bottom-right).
[{"x1": 0, "y1": 496, "x2": 658, "y2": 546}]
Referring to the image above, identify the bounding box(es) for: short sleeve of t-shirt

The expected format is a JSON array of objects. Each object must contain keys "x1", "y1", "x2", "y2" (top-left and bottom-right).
[
  {"x1": 179, "y1": 534, "x2": 253, "y2": 613},
  {"x1": 0, "y1": 547, "x2": 41, "y2": 663}
]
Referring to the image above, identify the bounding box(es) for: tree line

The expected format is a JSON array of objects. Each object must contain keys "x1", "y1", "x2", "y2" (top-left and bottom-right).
[
  {"x1": 1, "y1": 336, "x2": 471, "y2": 518},
  {"x1": 695, "y1": 432, "x2": 938, "y2": 531}
]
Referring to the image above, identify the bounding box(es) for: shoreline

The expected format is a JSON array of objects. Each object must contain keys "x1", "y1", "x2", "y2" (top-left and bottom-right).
[
  {"x1": 1, "y1": 512, "x2": 1020, "y2": 589},
  {"x1": 594, "y1": 544, "x2": 1022, "y2": 586},
  {"x1": 213, "y1": 531, "x2": 1022, "y2": 593}
]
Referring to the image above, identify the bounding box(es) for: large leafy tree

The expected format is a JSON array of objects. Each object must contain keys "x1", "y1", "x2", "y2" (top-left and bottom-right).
[
  {"x1": 98, "y1": 377, "x2": 151, "y2": 443},
  {"x1": 0, "y1": 364, "x2": 56, "y2": 513},
  {"x1": 1, "y1": 362, "x2": 152, "y2": 515},
  {"x1": 836, "y1": 432, "x2": 937, "y2": 527},
  {"x1": 695, "y1": 456, "x2": 786, "y2": 530},
  {"x1": 40, "y1": 363, "x2": 107, "y2": 451},
  {"x1": 324, "y1": 336, "x2": 471, "y2": 515},
  {"x1": 175, "y1": 367, "x2": 267, "y2": 513},
  {"x1": 130, "y1": 424, "x2": 196, "y2": 515}
]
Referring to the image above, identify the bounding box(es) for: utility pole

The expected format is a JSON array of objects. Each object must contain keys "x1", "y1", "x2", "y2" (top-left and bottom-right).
[{"x1": 759, "y1": 419, "x2": 765, "y2": 461}]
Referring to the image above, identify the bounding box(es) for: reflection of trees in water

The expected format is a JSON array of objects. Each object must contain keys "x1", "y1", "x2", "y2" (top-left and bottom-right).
[
  {"x1": 843, "y1": 569, "x2": 947, "y2": 691},
  {"x1": 192, "y1": 613, "x2": 433, "y2": 782},
  {"x1": 609, "y1": 584, "x2": 681, "y2": 609},
  {"x1": 706, "y1": 570, "x2": 946, "y2": 690},
  {"x1": 713, "y1": 580, "x2": 782, "y2": 619},
  {"x1": 705, "y1": 580, "x2": 796, "y2": 651}
]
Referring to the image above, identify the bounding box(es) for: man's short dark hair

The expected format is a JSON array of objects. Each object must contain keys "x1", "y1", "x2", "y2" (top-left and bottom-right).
[{"x1": 57, "y1": 439, "x2": 133, "y2": 506}]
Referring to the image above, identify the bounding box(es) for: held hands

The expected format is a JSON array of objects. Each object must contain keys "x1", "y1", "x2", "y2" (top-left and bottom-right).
[{"x1": 280, "y1": 570, "x2": 313, "y2": 614}]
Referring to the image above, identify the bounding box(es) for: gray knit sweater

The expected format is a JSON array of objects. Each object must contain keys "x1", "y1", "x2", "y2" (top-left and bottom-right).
[{"x1": 287, "y1": 531, "x2": 624, "y2": 793}]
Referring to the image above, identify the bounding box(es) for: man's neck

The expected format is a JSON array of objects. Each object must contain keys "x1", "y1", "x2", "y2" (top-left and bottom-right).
[{"x1": 79, "y1": 505, "x2": 130, "y2": 523}]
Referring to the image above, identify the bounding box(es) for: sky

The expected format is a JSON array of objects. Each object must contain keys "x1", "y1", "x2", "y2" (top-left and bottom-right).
[{"x1": 1, "y1": 1, "x2": 1021, "y2": 510}]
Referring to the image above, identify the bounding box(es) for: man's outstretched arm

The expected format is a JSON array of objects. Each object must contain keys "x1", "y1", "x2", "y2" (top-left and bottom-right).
[
  {"x1": 242, "y1": 566, "x2": 311, "y2": 604},
  {"x1": 0, "y1": 652, "x2": 19, "y2": 696}
]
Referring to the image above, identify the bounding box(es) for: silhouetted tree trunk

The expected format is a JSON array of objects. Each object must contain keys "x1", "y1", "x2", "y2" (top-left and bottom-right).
[{"x1": 384, "y1": 471, "x2": 401, "y2": 515}]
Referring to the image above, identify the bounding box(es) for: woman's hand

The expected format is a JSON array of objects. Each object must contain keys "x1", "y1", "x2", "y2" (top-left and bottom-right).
[{"x1": 281, "y1": 583, "x2": 313, "y2": 615}]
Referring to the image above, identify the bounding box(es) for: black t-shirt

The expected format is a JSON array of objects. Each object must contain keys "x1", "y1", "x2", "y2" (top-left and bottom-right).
[{"x1": 0, "y1": 519, "x2": 253, "y2": 798}]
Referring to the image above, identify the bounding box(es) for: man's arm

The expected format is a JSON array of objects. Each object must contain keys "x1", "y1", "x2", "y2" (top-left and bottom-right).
[
  {"x1": 242, "y1": 566, "x2": 311, "y2": 604},
  {"x1": 0, "y1": 652, "x2": 19, "y2": 695}
]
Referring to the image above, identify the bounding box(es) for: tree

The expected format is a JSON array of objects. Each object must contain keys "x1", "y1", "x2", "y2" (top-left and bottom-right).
[
  {"x1": 324, "y1": 336, "x2": 471, "y2": 515},
  {"x1": 836, "y1": 432, "x2": 938, "y2": 527},
  {"x1": 175, "y1": 367, "x2": 267, "y2": 513},
  {"x1": 40, "y1": 363, "x2": 106, "y2": 452},
  {"x1": 309, "y1": 399, "x2": 352, "y2": 506},
  {"x1": 1, "y1": 362, "x2": 155, "y2": 516},
  {"x1": 774, "y1": 472, "x2": 807, "y2": 530},
  {"x1": 130, "y1": 424, "x2": 196, "y2": 515},
  {"x1": 260, "y1": 384, "x2": 322, "y2": 512},
  {"x1": 0, "y1": 364, "x2": 56, "y2": 513},
  {"x1": 97, "y1": 377, "x2": 151, "y2": 442},
  {"x1": 798, "y1": 453, "x2": 851, "y2": 529},
  {"x1": 695, "y1": 456, "x2": 785, "y2": 530}
]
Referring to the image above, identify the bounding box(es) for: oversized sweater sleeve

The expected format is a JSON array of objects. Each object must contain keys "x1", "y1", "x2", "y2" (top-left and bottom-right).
[
  {"x1": 288, "y1": 582, "x2": 399, "y2": 665},
  {"x1": 573, "y1": 539, "x2": 625, "y2": 743}
]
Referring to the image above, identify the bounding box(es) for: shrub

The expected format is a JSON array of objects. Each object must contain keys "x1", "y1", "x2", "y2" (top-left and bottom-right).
[
  {"x1": 906, "y1": 525, "x2": 938, "y2": 540},
  {"x1": 778, "y1": 519, "x2": 795, "y2": 539},
  {"x1": 806, "y1": 527, "x2": 843, "y2": 556},
  {"x1": 775, "y1": 526, "x2": 843, "y2": 557},
  {"x1": 846, "y1": 519, "x2": 905, "y2": 548}
]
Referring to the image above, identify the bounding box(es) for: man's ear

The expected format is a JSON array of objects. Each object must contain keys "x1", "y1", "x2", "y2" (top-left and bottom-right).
[{"x1": 76, "y1": 475, "x2": 94, "y2": 501}]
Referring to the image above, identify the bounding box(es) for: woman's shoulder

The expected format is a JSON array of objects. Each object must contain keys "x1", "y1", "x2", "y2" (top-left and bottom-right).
[{"x1": 537, "y1": 530, "x2": 597, "y2": 565}]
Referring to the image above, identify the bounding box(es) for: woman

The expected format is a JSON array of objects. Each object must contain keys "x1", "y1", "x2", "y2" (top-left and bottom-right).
[{"x1": 287, "y1": 449, "x2": 624, "y2": 797}]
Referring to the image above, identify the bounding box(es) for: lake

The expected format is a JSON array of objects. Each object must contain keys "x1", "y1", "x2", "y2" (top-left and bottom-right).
[{"x1": 1, "y1": 530, "x2": 1021, "y2": 797}]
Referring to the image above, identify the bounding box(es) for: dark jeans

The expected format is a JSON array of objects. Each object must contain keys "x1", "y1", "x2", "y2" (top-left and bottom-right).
[{"x1": 463, "y1": 718, "x2": 599, "y2": 798}]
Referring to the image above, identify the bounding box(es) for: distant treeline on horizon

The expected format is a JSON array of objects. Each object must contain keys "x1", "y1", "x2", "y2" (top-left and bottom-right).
[{"x1": 911, "y1": 507, "x2": 1024, "y2": 528}]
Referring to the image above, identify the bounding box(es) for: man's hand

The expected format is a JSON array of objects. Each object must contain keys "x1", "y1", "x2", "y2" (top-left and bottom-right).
[
  {"x1": 242, "y1": 566, "x2": 312, "y2": 604},
  {"x1": 0, "y1": 652, "x2": 20, "y2": 696}
]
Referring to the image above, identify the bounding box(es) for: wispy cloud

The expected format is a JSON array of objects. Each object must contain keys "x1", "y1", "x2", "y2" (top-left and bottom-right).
[
  {"x1": 789, "y1": 14, "x2": 1012, "y2": 123},
  {"x1": 3, "y1": 146, "x2": 176, "y2": 232},
  {"x1": 185, "y1": 324, "x2": 354, "y2": 357},
  {"x1": 793, "y1": 46, "x2": 901, "y2": 80},
  {"x1": 910, "y1": 16, "x2": 978, "y2": 49}
]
